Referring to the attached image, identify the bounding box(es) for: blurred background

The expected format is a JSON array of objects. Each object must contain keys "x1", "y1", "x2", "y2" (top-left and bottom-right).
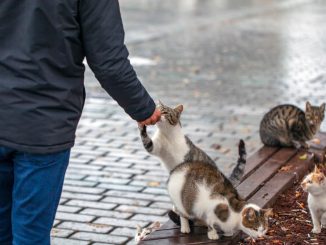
[{"x1": 52, "y1": 0, "x2": 326, "y2": 244}]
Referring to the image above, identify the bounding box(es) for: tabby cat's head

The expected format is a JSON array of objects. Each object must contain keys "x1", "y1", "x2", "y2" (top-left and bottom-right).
[
  {"x1": 157, "y1": 101, "x2": 183, "y2": 130},
  {"x1": 301, "y1": 165, "x2": 326, "y2": 195},
  {"x1": 240, "y1": 204, "x2": 273, "y2": 238},
  {"x1": 305, "y1": 101, "x2": 325, "y2": 128}
]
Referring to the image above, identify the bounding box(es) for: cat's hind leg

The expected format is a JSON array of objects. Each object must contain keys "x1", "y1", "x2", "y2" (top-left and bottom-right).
[{"x1": 180, "y1": 216, "x2": 191, "y2": 234}]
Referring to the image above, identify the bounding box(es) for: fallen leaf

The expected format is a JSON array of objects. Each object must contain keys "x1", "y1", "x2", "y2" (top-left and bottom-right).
[
  {"x1": 147, "y1": 181, "x2": 160, "y2": 187},
  {"x1": 299, "y1": 154, "x2": 308, "y2": 160},
  {"x1": 311, "y1": 138, "x2": 321, "y2": 144},
  {"x1": 279, "y1": 165, "x2": 292, "y2": 172},
  {"x1": 295, "y1": 191, "x2": 301, "y2": 198}
]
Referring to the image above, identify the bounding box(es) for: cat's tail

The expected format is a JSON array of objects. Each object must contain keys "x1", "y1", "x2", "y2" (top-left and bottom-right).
[{"x1": 229, "y1": 139, "x2": 246, "y2": 186}]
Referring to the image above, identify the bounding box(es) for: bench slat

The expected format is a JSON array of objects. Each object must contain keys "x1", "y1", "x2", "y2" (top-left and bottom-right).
[
  {"x1": 242, "y1": 146, "x2": 279, "y2": 180},
  {"x1": 236, "y1": 148, "x2": 296, "y2": 199}
]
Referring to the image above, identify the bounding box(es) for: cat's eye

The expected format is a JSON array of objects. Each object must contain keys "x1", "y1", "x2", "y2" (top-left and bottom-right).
[{"x1": 308, "y1": 180, "x2": 312, "y2": 184}]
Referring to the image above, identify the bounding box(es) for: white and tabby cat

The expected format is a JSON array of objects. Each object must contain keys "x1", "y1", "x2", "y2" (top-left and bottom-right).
[
  {"x1": 301, "y1": 165, "x2": 326, "y2": 234},
  {"x1": 139, "y1": 102, "x2": 272, "y2": 239},
  {"x1": 260, "y1": 102, "x2": 325, "y2": 149},
  {"x1": 168, "y1": 161, "x2": 272, "y2": 239}
]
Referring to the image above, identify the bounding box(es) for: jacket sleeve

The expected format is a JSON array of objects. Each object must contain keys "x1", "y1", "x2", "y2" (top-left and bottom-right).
[{"x1": 79, "y1": 0, "x2": 156, "y2": 121}]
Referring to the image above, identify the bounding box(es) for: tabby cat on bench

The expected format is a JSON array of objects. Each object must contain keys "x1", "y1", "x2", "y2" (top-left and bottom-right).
[
  {"x1": 139, "y1": 102, "x2": 273, "y2": 240},
  {"x1": 260, "y1": 102, "x2": 325, "y2": 149}
]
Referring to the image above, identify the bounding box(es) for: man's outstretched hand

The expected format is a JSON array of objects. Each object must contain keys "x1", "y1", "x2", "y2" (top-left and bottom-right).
[{"x1": 138, "y1": 108, "x2": 161, "y2": 126}]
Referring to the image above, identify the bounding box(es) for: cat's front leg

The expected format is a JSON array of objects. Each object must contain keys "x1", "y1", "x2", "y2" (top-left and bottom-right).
[
  {"x1": 300, "y1": 141, "x2": 309, "y2": 150},
  {"x1": 291, "y1": 140, "x2": 309, "y2": 150},
  {"x1": 180, "y1": 216, "x2": 191, "y2": 234},
  {"x1": 138, "y1": 125, "x2": 155, "y2": 153},
  {"x1": 321, "y1": 212, "x2": 326, "y2": 228},
  {"x1": 207, "y1": 226, "x2": 219, "y2": 240},
  {"x1": 310, "y1": 208, "x2": 322, "y2": 234}
]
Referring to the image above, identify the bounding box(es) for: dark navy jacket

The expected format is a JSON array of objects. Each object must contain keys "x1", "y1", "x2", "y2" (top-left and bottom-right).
[{"x1": 0, "y1": 0, "x2": 155, "y2": 153}]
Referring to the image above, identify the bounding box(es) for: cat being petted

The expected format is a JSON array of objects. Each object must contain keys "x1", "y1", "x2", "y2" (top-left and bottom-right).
[
  {"x1": 260, "y1": 102, "x2": 325, "y2": 149},
  {"x1": 139, "y1": 102, "x2": 245, "y2": 186},
  {"x1": 301, "y1": 165, "x2": 326, "y2": 234}
]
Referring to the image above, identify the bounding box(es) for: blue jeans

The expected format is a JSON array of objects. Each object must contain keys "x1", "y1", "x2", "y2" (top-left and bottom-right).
[{"x1": 0, "y1": 147, "x2": 70, "y2": 245}]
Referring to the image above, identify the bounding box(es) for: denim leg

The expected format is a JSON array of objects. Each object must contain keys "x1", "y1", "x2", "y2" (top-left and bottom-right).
[
  {"x1": 0, "y1": 147, "x2": 14, "y2": 245},
  {"x1": 12, "y1": 149, "x2": 70, "y2": 245}
]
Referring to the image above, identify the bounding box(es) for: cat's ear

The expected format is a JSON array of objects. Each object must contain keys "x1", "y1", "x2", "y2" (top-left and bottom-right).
[
  {"x1": 317, "y1": 174, "x2": 325, "y2": 183},
  {"x1": 306, "y1": 101, "x2": 312, "y2": 111},
  {"x1": 244, "y1": 208, "x2": 256, "y2": 221},
  {"x1": 262, "y1": 208, "x2": 273, "y2": 217},
  {"x1": 136, "y1": 224, "x2": 142, "y2": 233},
  {"x1": 174, "y1": 104, "x2": 183, "y2": 114},
  {"x1": 320, "y1": 103, "x2": 325, "y2": 113},
  {"x1": 314, "y1": 165, "x2": 321, "y2": 174},
  {"x1": 158, "y1": 100, "x2": 164, "y2": 107},
  {"x1": 150, "y1": 221, "x2": 161, "y2": 229}
]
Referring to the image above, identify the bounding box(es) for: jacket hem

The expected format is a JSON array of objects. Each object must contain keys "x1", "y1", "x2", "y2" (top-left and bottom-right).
[{"x1": 0, "y1": 138, "x2": 75, "y2": 154}]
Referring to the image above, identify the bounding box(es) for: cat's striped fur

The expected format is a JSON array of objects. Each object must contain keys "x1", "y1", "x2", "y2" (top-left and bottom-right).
[{"x1": 260, "y1": 102, "x2": 325, "y2": 148}]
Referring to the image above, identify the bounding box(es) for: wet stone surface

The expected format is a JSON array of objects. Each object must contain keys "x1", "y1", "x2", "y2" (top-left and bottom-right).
[{"x1": 52, "y1": 0, "x2": 326, "y2": 244}]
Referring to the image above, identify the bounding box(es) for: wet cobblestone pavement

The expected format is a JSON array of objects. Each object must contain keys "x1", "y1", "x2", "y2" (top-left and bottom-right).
[{"x1": 51, "y1": 0, "x2": 326, "y2": 244}]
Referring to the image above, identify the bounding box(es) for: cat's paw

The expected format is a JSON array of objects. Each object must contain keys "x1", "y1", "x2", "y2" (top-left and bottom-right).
[
  {"x1": 138, "y1": 124, "x2": 147, "y2": 135},
  {"x1": 180, "y1": 225, "x2": 191, "y2": 234},
  {"x1": 312, "y1": 226, "x2": 321, "y2": 234},
  {"x1": 207, "y1": 229, "x2": 219, "y2": 240}
]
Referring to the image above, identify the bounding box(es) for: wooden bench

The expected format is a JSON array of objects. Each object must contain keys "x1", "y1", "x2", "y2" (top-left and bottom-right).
[{"x1": 139, "y1": 132, "x2": 326, "y2": 245}]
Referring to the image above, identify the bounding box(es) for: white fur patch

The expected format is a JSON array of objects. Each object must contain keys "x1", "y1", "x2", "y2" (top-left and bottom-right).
[
  {"x1": 152, "y1": 125, "x2": 190, "y2": 171},
  {"x1": 167, "y1": 169, "x2": 188, "y2": 217}
]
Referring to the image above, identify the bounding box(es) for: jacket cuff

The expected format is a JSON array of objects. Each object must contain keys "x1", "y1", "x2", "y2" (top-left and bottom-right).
[{"x1": 128, "y1": 98, "x2": 156, "y2": 122}]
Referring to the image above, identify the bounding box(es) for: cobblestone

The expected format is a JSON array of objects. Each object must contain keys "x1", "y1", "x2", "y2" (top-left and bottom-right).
[
  {"x1": 80, "y1": 209, "x2": 133, "y2": 219},
  {"x1": 55, "y1": 212, "x2": 95, "y2": 223},
  {"x1": 130, "y1": 214, "x2": 169, "y2": 224},
  {"x1": 51, "y1": 228, "x2": 74, "y2": 238},
  {"x1": 58, "y1": 221, "x2": 113, "y2": 233},
  {"x1": 71, "y1": 232, "x2": 129, "y2": 244},
  {"x1": 65, "y1": 200, "x2": 117, "y2": 210},
  {"x1": 115, "y1": 205, "x2": 167, "y2": 216},
  {"x1": 51, "y1": 237, "x2": 90, "y2": 245},
  {"x1": 53, "y1": 0, "x2": 326, "y2": 244},
  {"x1": 94, "y1": 217, "x2": 148, "y2": 229}
]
